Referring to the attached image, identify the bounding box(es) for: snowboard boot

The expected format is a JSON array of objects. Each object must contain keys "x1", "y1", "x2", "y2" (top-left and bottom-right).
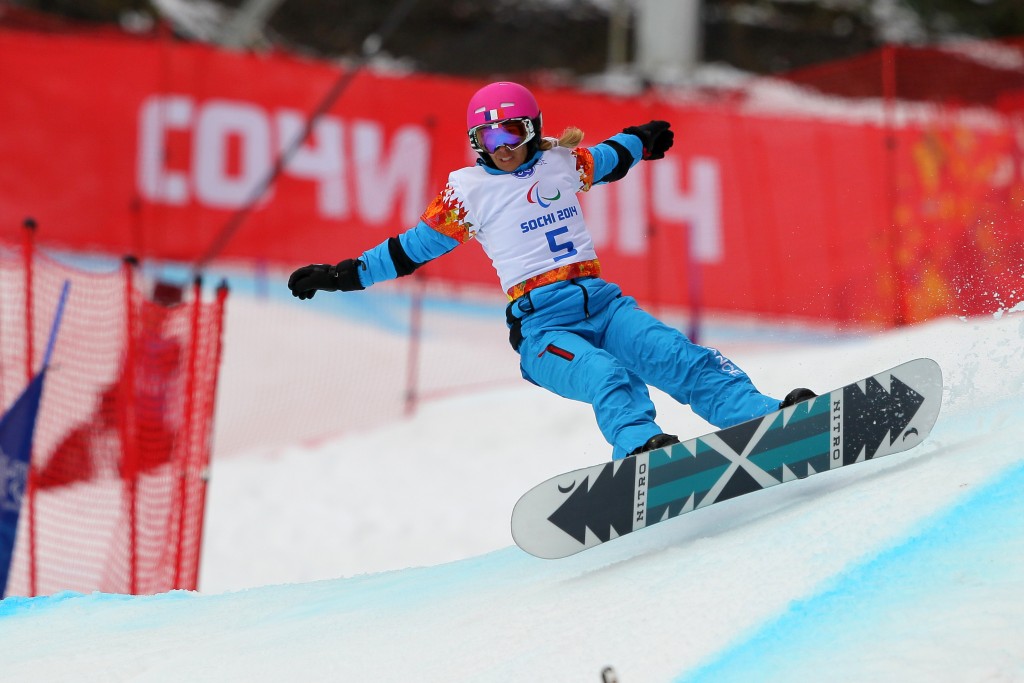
[
  {"x1": 628, "y1": 433, "x2": 681, "y2": 456},
  {"x1": 780, "y1": 387, "x2": 817, "y2": 409}
]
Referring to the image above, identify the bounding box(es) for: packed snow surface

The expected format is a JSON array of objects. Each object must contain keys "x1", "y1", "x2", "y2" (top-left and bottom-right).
[{"x1": 1, "y1": 287, "x2": 1022, "y2": 683}]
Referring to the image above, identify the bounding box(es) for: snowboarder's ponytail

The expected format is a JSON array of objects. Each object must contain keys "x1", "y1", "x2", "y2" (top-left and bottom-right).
[{"x1": 539, "y1": 127, "x2": 585, "y2": 151}]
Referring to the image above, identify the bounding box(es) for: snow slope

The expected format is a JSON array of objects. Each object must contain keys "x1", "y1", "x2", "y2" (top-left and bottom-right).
[{"x1": 0, "y1": 292, "x2": 1022, "y2": 683}]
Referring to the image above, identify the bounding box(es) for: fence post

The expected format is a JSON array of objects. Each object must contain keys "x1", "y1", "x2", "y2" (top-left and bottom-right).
[
  {"x1": 175, "y1": 275, "x2": 202, "y2": 589},
  {"x1": 404, "y1": 276, "x2": 425, "y2": 417},
  {"x1": 687, "y1": 222, "x2": 703, "y2": 345},
  {"x1": 120, "y1": 256, "x2": 141, "y2": 594},
  {"x1": 22, "y1": 218, "x2": 38, "y2": 596},
  {"x1": 646, "y1": 219, "x2": 661, "y2": 318},
  {"x1": 185, "y1": 279, "x2": 228, "y2": 591}
]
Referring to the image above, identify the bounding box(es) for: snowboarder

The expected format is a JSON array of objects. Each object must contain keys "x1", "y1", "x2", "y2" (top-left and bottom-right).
[{"x1": 288, "y1": 81, "x2": 814, "y2": 459}]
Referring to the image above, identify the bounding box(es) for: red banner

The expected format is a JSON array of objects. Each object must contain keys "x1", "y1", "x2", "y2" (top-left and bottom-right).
[{"x1": 2, "y1": 28, "x2": 1022, "y2": 324}]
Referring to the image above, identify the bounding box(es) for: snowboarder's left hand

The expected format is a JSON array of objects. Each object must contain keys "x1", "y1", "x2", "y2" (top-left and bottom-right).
[{"x1": 622, "y1": 120, "x2": 674, "y2": 160}]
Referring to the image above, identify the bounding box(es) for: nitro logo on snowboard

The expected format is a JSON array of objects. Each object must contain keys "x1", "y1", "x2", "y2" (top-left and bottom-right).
[
  {"x1": 634, "y1": 459, "x2": 649, "y2": 525},
  {"x1": 832, "y1": 398, "x2": 843, "y2": 464}
]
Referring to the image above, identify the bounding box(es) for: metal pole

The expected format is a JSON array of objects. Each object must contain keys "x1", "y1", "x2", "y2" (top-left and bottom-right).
[{"x1": 635, "y1": 0, "x2": 702, "y2": 80}]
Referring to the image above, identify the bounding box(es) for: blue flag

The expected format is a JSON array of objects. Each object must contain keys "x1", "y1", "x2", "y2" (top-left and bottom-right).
[
  {"x1": 0, "y1": 370, "x2": 48, "y2": 597},
  {"x1": 0, "y1": 280, "x2": 68, "y2": 597}
]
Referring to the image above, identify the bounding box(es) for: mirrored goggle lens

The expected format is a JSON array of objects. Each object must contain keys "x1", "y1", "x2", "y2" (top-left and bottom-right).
[{"x1": 474, "y1": 120, "x2": 531, "y2": 153}]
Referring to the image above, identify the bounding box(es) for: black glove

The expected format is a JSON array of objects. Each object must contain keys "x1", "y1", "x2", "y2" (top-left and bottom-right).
[
  {"x1": 287, "y1": 259, "x2": 365, "y2": 300},
  {"x1": 622, "y1": 120, "x2": 674, "y2": 160}
]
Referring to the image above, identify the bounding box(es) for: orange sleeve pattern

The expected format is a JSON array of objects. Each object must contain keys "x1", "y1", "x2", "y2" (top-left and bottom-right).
[
  {"x1": 420, "y1": 184, "x2": 475, "y2": 243},
  {"x1": 573, "y1": 148, "x2": 595, "y2": 192}
]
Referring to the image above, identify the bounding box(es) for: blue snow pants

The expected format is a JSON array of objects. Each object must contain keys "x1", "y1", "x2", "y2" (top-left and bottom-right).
[{"x1": 507, "y1": 278, "x2": 780, "y2": 460}]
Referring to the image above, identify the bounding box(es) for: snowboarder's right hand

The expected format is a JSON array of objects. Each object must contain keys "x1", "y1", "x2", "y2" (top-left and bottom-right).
[{"x1": 287, "y1": 259, "x2": 365, "y2": 300}]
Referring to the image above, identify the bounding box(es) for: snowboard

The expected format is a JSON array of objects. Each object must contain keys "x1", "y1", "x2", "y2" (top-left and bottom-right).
[{"x1": 512, "y1": 358, "x2": 943, "y2": 559}]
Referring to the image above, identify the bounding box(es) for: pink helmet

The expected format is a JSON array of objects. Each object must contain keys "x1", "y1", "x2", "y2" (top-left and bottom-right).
[{"x1": 466, "y1": 81, "x2": 540, "y2": 131}]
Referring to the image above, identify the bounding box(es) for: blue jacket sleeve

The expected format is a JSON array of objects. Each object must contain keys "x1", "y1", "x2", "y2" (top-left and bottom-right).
[
  {"x1": 357, "y1": 221, "x2": 460, "y2": 288},
  {"x1": 588, "y1": 132, "x2": 644, "y2": 185}
]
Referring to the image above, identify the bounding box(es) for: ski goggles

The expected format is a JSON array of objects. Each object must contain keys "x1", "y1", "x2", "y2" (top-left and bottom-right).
[{"x1": 468, "y1": 117, "x2": 536, "y2": 155}]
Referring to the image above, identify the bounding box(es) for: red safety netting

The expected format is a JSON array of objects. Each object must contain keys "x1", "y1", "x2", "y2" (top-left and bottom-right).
[{"x1": 0, "y1": 228, "x2": 227, "y2": 596}]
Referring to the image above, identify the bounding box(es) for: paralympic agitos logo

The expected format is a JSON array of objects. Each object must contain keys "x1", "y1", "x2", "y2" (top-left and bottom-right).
[{"x1": 526, "y1": 181, "x2": 562, "y2": 208}]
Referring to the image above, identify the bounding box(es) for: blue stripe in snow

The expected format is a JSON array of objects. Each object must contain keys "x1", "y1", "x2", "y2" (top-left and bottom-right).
[{"x1": 674, "y1": 459, "x2": 1024, "y2": 683}]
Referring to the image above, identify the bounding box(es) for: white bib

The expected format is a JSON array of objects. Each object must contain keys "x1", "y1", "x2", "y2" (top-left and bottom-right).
[{"x1": 422, "y1": 147, "x2": 598, "y2": 293}]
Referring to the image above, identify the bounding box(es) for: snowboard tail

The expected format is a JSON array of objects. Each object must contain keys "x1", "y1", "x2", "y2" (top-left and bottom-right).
[{"x1": 512, "y1": 358, "x2": 943, "y2": 559}]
